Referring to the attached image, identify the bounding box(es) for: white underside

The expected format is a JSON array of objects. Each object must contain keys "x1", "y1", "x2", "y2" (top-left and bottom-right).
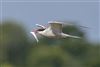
[{"x1": 38, "y1": 30, "x2": 80, "y2": 39}]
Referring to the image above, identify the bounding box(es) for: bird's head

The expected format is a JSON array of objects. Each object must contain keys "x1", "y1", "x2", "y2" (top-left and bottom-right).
[
  {"x1": 32, "y1": 28, "x2": 45, "y2": 33},
  {"x1": 30, "y1": 28, "x2": 45, "y2": 43}
]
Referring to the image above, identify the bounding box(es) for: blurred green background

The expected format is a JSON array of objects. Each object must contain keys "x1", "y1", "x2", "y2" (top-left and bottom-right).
[{"x1": 0, "y1": 20, "x2": 100, "y2": 67}]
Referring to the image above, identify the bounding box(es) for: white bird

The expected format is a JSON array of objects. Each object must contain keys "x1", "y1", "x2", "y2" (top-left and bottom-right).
[{"x1": 30, "y1": 21, "x2": 80, "y2": 42}]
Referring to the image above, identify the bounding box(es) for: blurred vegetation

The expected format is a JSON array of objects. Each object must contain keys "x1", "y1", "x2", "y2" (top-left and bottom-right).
[{"x1": 0, "y1": 20, "x2": 100, "y2": 67}]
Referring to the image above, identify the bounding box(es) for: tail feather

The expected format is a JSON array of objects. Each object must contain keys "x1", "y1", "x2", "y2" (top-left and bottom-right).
[
  {"x1": 62, "y1": 33, "x2": 81, "y2": 39},
  {"x1": 67, "y1": 35, "x2": 81, "y2": 39}
]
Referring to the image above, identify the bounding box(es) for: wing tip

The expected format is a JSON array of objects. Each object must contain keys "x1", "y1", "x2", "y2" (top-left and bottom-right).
[
  {"x1": 30, "y1": 32, "x2": 39, "y2": 43},
  {"x1": 48, "y1": 21, "x2": 63, "y2": 24},
  {"x1": 30, "y1": 32, "x2": 33, "y2": 33}
]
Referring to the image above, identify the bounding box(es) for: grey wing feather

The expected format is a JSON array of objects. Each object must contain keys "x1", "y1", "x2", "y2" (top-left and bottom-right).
[{"x1": 48, "y1": 21, "x2": 63, "y2": 33}]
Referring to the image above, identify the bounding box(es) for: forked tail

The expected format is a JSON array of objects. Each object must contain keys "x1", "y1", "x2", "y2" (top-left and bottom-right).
[
  {"x1": 67, "y1": 35, "x2": 81, "y2": 39},
  {"x1": 62, "y1": 33, "x2": 81, "y2": 39}
]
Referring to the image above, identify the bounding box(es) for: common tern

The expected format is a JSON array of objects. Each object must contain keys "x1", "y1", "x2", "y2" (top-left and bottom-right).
[{"x1": 30, "y1": 21, "x2": 81, "y2": 43}]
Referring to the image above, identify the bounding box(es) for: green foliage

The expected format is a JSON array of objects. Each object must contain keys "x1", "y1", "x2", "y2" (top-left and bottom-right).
[
  {"x1": 0, "y1": 21, "x2": 31, "y2": 66},
  {"x1": 0, "y1": 20, "x2": 100, "y2": 67}
]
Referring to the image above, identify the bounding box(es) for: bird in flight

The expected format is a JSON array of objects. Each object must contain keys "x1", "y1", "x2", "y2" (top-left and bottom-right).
[{"x1": 30, "y1": 21, "x2": 80, "y2": 43}]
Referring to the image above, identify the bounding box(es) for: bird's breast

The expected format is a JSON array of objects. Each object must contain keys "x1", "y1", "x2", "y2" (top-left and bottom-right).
[
  {"x1": 38, "y1": 30, "x2": 61, "y2": 38},
  {"x1": 39, "y1": 30, "x2": 54, "y2": 35}
]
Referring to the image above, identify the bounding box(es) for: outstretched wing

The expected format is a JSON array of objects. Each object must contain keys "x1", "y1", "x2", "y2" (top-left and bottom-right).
[
  {"x1": 30, "y1": 32, "x2": 39, "y2": 43},
  {"x1": 48, "y1": 21, "x2": 63, "y2": 33}
]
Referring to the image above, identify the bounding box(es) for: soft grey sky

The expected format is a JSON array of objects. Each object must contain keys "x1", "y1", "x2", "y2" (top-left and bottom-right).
[
  {"x1": 2, "y1": 0, "x2": 99, "y2": 2},
  {"x1": 1, "y1": 0, "x2": 100, "y2": 43}
]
